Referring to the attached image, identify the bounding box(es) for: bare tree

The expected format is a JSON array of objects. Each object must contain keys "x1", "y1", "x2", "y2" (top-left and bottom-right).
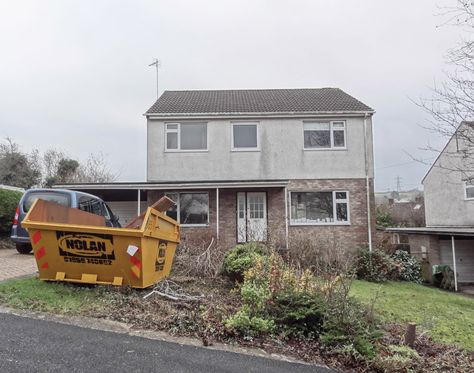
[
  {"x1": 418, "y1": 1, "x2": 474, "y2": 180},
  {"x1": 72, "y1": 152, "x2": 119, "y2": 183}
]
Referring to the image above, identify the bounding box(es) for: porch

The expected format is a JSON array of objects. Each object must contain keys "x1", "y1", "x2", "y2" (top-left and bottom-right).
[{"x1": 54, "y1": 180, "x2": 289, "y2": 250}]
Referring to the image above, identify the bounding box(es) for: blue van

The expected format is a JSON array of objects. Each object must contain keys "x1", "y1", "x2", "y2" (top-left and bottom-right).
[{"x1": 11, "y1": 188, "x2": 121, "y2": 254}]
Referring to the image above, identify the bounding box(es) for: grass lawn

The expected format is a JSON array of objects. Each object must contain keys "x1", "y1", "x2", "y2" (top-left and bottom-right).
[
  {"x1": 0, "y1": 277, "x2": 107, "y2": 314},
  {"x1": 351, "y1": 280, "x2": 474, "y2": 351}
]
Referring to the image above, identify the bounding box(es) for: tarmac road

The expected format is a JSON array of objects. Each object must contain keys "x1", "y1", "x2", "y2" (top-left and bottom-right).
[{"x1": 0, "y1": 312, "x2": 334, "y2": 373}]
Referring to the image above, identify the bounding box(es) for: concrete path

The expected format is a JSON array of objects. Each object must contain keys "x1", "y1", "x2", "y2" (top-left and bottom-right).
[
  {"x1": 0, "y1": 312, "x2": 334, "y2": 373},
  {"x1": 0, "y1": 249, "x2": 37, "y2": 281}
]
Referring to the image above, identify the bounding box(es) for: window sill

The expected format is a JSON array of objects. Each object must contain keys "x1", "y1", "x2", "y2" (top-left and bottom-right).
[
  {"x1": 289, "y1": 222, "x2": 351, "y2": 226},
  {"x1": 231, "y1": 148, "x2": 261, "y2": 152},
  {"x1": 303, "y1": 147, "x2": 347, "y2": 151},
  {"x1": 164, "y1": 149, "x2": 208, "y2": 153}
]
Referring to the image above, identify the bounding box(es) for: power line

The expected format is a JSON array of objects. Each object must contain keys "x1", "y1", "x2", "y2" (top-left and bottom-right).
[{"x1": 376, "y1": 158, "x2": 435, "y2": 170}]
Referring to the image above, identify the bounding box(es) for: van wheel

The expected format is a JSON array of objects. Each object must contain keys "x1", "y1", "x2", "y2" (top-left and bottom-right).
[{"x1": 16, "y1": 243, "x2": 32, "y2": 254}]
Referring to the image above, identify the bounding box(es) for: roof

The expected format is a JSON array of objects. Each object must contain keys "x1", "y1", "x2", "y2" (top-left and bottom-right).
[
  {"x1": 386, "y1": 226, "x2": 474, "y2": 237},
  {"x1": 53, "y1": 179, "x2": 289, "y2": 190},
  {"x1": 421, "y1": 121, "x2": 474, "y2": 184},
  {"x1": 145, "y1": 88, "x2": 374, "y2": 117}
]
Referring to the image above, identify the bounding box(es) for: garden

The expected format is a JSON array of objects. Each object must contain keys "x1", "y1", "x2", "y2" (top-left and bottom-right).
[{"x1": 0, "y1": 239, "x2": 473, "y2": 372}]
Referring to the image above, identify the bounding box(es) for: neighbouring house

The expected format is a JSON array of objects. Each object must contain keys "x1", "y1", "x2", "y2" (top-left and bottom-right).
[
  {"x1": 376, "y1": 191, "x2": 425, "y2": 227},
  {"x1": 56, "y1": 88, "x2": 376, "y2": 251},
  {"x1": 388, "y1": 121, "x2": 474, "y2": 290}
]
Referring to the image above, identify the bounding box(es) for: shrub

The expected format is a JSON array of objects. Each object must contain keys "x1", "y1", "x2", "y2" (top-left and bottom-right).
[
  {"x1": 226, "y1": 252, "x2": 380, "y2": 351},
  {"x1": 287, "y1": 233, "x2": 355, "y2": 276},
  {"x1": 391, "y1": 250, "x2": 422, "y2": 283},
  {"x1": 372, "y1": 344, "x2": 420, "y2": 372},
  {"x1": 267, "y1": 290, "x2": 326, "y2": 337},
  {"x1": 321, "y1": 279, "x2": 382, "y2": 358},
  {"x1": 355, "y1": 248, "x2": 397, "y2": 283},
  {"x1": 173, "y1": 231, "x2": 226, "y2": 278},
  {"x1": 376, "y1": 206, "x2": 393, "y2": 228},
  {"x1": 225, "y1": 306, "x2": 275, "y2": 337},
  {"x1": 0, "y1": 189, "x2": 22, "y2": 236},
  {"x1": 221, "y1": 242, "x2": 268, "y2": 281}
]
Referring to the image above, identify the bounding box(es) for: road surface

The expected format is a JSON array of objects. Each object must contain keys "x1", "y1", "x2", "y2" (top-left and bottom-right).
[{"x1": 0, "y1": 312, "x2": 333, "y2": 373}]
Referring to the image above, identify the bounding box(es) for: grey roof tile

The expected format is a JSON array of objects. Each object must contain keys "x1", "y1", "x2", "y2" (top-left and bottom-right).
[{"x1": 146, "y1": 88, "x2": 373, "y2": 115}]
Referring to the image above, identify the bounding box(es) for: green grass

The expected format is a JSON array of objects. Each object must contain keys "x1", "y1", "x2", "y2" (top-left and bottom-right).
[
  {"x1": 351, "y1": 280, "x2": 474, "y2": 351},
  {"x1": 0, "y1": 277, "x2": 106, "y2": 314}
]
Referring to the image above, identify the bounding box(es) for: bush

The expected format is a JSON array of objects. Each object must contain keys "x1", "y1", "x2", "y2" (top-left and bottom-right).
[
  {"x1": 221, "y1": 242, "x2": 268, "y2": 281},
  {"x1": 267, "y1": 290, "x2": 326, "y2": 337},
  {"x1": 321, "y1": 280, "x2": 382, "y2": 358},
  {"x1": 355, "y1": 248, "x2": 397, "y2": 283},
  {"x1": 287, "y1": 233, "x2": 355, "y2": 276},
  {"x1": 0, "y1": 189, "x2": 22, "y2": 236},
  {"x1": 372, "y1": 344, "x2": 420, "y2": 372},
  {"x1": 173, "y1": 231, "x2": 226, "y2": 278},
  {"x1": 225, "y1": 306, "x2": 275, "y2": 337},
  {"x1": 225, "y1": 252, "x2": 380, "y2": 352},
  {"x1": 391, "y1": 250, "x2": 422, "y2": 283}
]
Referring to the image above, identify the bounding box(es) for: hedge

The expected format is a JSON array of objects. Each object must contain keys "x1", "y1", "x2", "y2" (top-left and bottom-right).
[{"x1": 0, "y1": 189, "x2": 23, "y2": 236}]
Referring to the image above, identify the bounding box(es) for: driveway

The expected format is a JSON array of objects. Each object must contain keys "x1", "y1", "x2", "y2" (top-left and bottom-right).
[
  {"x1": 0, "y1": 312, "x2": 334, "y2": 373},
  {"x1": 0, "y1": 249, "x2": 37, "y2": 281}
]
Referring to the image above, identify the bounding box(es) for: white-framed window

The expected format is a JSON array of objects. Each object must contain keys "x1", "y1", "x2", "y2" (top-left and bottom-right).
[
  {"x1": 231, "y1": 122, "x2": 260, "y2": 151},
  {"x1": 165, "y1": 122, "x2": 207, "y2": 151},
  {"x1": 164, "y1": 192, "x2": 209, "y2": 226},
  {"x1": 290, "y1": 191, "x2": 350, "y2": 225},
  {"x1": 303, "y1": 120, "x2": 346, "y2": 150},
  {"x1": 464, "y1": 181, "x2": 474, "y2": 200}
]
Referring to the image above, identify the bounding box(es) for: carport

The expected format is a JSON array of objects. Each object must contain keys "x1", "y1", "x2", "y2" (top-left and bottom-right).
[{"x1": 387, "y1": 227, "x2": 474, "y2": 291}]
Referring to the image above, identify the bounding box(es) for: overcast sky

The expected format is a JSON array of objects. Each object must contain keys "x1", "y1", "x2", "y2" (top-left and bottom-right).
[{"x1": 0, "y1": 0, "x2": 462, "y2": 191}]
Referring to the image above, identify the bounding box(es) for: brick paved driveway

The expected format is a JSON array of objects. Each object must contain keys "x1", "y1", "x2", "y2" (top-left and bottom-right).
[{"x1": 0, "y1": 249, "x2": 37, "y2": 281}]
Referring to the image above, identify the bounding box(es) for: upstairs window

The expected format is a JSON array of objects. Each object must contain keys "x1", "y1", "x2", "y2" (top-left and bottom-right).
[
  {"x1": 465, "y1": 181, "x2": 474, "y2": 200},
  {"x1": 165, "y1": 123, "x2": 207, "y2": 151},
  {"x1": 232, "y1": 122, "x2": 259, "y2": 151},
  {"x1": 290, "y1": 191, "x2": 349, "y2": 225},
  {"x1": 304, "y1": 121, "x2": 346, "y2": 149}
]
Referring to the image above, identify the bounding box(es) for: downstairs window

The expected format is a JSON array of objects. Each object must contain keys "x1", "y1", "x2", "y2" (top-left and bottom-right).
[
  {"x1": 164, "y1": 192, "x2": 209, "y2": 226},
  {"x1": 290, "y1": 191, "x2": 349, "y2": 225}
]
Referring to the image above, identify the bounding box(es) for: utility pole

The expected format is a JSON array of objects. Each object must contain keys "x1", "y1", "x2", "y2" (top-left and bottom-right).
[{"x1": 149, "y1": 58, "x2": 161, "y2": 99}]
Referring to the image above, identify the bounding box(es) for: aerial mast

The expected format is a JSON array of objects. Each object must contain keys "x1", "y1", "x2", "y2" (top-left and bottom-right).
[{"x1": 149, "y1": 58, "x2": 161, "y2": 99}]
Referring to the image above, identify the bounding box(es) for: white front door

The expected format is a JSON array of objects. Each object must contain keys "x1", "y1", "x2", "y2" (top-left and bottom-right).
[{"x1": 237, "y1": 192, "x2": 267, "y2": 243}]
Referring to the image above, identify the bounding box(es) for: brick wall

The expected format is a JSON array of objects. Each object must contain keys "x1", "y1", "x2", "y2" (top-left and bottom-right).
[
  {"x1": 287, "y1": 178, "x2": 375, "y2": 252},
  {"x1": 147, "y1": 178, "x2": 375, "y2": 252},
  {"x1": 406, "y1": 234, "x2": 441, "y2": 265}
]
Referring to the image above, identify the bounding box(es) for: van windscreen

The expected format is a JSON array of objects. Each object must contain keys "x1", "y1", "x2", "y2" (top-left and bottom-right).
[{"x1": 23, "y1": 192, "x2": 70, "y2": 212}]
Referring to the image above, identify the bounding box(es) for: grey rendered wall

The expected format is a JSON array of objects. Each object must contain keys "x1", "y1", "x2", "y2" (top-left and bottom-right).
[
  {"x1": 147, "y1": 116, "x2": 374, "y2": 182},
  {"x1": 424, "y1": 134, "x2": 474, "y2": 226}
]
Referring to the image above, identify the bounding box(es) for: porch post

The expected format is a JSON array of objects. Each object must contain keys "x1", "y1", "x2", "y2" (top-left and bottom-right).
[
  {"x1": 216, "y1": 187, "x2": 220, "y2": 241},
  {"x1": 451, "y1": 235, "x2": 458, "y2": 292},
  {"x1": 137, "y1": 189, "x2": 141, "y2": 216},
  {"x1": 284, "y1": 186, "x2": 289, "y2": 250}
]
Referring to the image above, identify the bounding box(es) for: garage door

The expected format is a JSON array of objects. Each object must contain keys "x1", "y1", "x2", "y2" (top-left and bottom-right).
[
  {"x1": 107, "y1": 201, "x2": 148, "y2": 226},
  {"x1": 440, "y1": 239, "x2": 474, "y2": 283}
]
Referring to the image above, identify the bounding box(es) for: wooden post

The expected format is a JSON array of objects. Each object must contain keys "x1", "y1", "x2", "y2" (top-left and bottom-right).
[{"x1": 404, "y1": 322, "x2": 416, "y2": 347}]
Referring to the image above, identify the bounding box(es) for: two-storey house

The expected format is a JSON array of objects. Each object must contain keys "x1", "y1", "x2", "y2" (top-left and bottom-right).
[
  {"x1": 144, "y1": 88, "x2": 376, "y2": 250},
  {"x1": 389, "y1": 121, "x2": 474, "y2": 291},
  {"x1": 58, "y1": 88, "x2": 375, "y2": 252}
]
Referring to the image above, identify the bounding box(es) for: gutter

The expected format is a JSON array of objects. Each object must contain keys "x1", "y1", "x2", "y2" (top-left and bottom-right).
[
  {"x1": 144, "y1": 110, "x2": 375, "y2": 120},
  {"x1": 53, "y1": 180, "x2": 290, "y2": 190}
]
